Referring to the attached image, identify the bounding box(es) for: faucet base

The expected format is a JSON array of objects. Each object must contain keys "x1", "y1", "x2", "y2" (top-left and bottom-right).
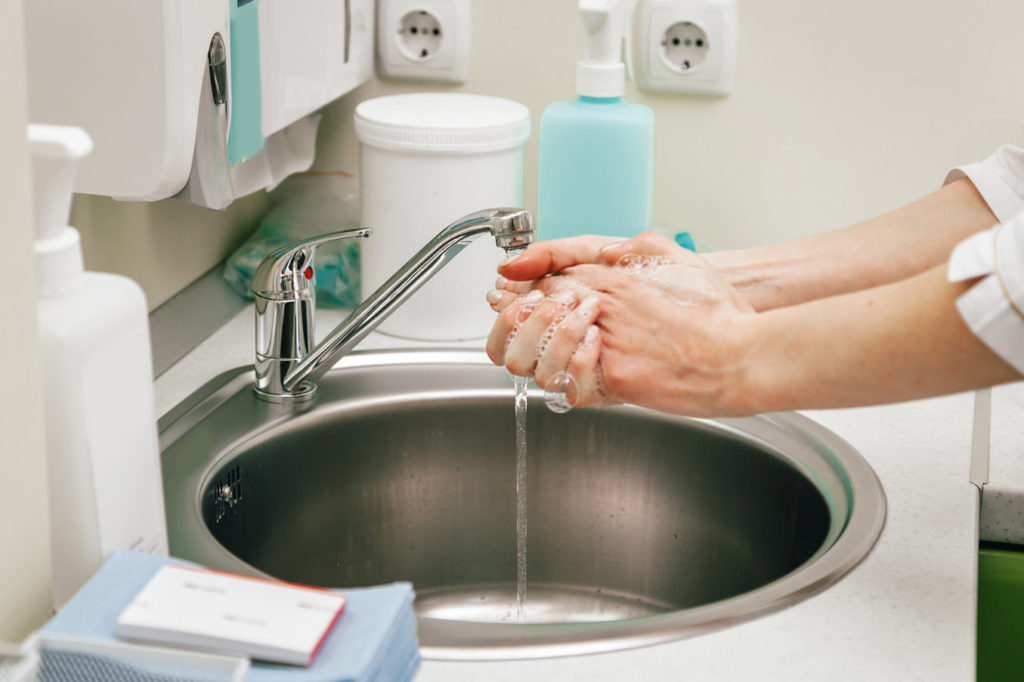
[{"x1": 254, "y1": 381, "x2": 317, "y2": 404}]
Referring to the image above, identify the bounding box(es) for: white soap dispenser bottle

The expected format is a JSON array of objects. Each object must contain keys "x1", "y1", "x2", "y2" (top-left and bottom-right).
[{"x1": 30, "y1": 124, "x2": 168, "y2": 609}]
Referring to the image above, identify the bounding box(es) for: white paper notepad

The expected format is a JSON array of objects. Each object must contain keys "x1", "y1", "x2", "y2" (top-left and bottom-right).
[{"x1": 116, "y1": 565, "x2": 347, "y2": 666}]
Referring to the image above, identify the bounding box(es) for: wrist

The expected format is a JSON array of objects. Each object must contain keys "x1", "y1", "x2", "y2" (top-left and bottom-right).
[
  {"x1": 715, "y1": 311, "x2": 769, "y2": 416},
  {"x1": 705, "y1": 248, "x2": 791, "y2": 312},
  {"x1": 719, "y1": 309, "x2": 797, "y2": 416}
]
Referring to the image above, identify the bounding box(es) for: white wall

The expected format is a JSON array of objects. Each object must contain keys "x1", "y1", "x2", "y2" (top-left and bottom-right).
[
  {"x1": 316, "y1": 0, "x2": 1024, "y2": 249},
  {"x1": 70, "y1": 192, "x2": 268, "y2": 310},
  {"x1": 0, "y1": 0, "x2": 54, "y2": 643},
  {"x1": 65, "y1": 0, "x2": 1024, "y2": 299}
]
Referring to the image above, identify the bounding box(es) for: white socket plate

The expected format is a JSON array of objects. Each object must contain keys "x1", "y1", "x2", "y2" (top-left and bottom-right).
[
  {"x1": 635, "y1": 0, "x2": 737, "y2": 96},
  {"x1": 376, "y1": 0, "x2": 471, "y2": 83}
]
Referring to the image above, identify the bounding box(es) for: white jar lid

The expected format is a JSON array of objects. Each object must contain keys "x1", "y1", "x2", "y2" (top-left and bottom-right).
[{"x1": 354, "y1": 93, "x2": 531, "y2": 154}]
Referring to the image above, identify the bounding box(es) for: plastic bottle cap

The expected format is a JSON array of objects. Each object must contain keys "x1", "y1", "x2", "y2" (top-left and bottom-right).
[
  {"x1": 577, "y1": 61, "x2": 626, "y2": 98},
  {"x1": 354, "y1": 93, "x2": 531, "y2": 154},
  {"x1": 35, "y1": 226, "x2": 85, "y2": 297}
]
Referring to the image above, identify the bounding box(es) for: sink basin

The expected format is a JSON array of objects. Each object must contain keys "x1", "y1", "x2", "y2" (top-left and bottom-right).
[{"x1": 159, "y1": 349, "x2": 885, "y2": 660}]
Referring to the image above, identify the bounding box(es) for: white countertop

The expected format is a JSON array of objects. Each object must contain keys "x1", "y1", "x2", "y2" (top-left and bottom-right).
[{"x1": 156, "y1": 306, "x2": 985, "y2": 681}]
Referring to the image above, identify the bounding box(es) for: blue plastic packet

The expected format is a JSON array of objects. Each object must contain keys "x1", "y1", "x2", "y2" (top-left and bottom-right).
[{"x1": 224, "y1": 174, "x2": 362, "y2": 308}]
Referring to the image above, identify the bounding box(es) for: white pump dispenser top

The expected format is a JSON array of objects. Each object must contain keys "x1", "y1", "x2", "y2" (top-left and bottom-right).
[
  {"x1": 576, "y1": 0, "x2": 637, "y2": 98},
  {"x1": 28, "y1": 125, "x2": 93, "y2": 297}
]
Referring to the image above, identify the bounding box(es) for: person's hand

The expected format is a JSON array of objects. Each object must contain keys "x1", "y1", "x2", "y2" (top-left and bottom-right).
[
  {"x1": 487, "y1": 274, "x2": 611, "y2": 406},
  {"x1": 485, "y1": 232, "x2": 759, "y2": 416},
  {"x1": 485, "y1": 230, "x2": 697, "y2": 306},
  {"x1": 499, "y1": 233, "x2": 626, "y2": 281}
]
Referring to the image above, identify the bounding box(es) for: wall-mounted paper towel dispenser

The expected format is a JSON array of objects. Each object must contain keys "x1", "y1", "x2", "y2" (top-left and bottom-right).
[{"x1": 24, "y1": 0, "x2": 374, "y2": 209}]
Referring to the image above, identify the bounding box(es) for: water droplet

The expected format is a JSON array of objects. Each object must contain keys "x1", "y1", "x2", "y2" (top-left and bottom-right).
[{"x1": 544, "y1": 371, "x2": 577, "y2": 414}]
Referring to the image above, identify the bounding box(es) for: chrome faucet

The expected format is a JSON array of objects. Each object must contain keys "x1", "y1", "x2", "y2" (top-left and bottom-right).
[{"x1": 251, "y1": 207, "x2": 536, "y2": 402}]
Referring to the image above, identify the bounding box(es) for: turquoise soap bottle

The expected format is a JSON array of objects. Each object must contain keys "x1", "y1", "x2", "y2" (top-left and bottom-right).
[{"x1": 538, "y1": 0, "x2": 654, "y2": 241}]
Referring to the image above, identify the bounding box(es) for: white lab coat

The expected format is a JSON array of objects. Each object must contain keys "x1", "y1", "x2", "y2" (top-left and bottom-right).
[{"x1": 945, "y1": 146, "x2": 1024, "y2": 374}]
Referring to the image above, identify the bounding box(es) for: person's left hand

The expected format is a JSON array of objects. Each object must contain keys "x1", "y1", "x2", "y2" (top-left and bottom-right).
[{"x1": 485, "y1": 232, "x2": 759, "y2": 416}]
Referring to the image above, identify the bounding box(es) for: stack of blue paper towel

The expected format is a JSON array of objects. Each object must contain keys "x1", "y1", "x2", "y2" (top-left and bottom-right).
[{"x1": 39, "y1": 551, "x2": 420, "y2": 682}]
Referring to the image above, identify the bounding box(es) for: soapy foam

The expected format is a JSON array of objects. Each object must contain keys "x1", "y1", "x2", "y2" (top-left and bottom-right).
[
  {"x1": 504, "y1": 290, "x2": 577, "y2": 371},
  {"x1": 615, "y1": 253, "x2": 677, "y2": 277},
  {"x1": 615, "y1": 253, "x2": 726, "y2": 307}
]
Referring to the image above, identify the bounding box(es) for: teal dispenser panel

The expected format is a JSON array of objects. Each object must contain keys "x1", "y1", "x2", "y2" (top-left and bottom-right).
[
  {"x1": 228, "y1": 0, "x2": 264, "y2": 165},
  {"x1": 537, "y1": 96, "x2": 654, "y2": 241}
]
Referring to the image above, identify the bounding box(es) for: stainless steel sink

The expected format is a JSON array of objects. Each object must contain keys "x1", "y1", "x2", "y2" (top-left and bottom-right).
[{"x1": 159, "y1": 349, "x2": 886, "y2": 660}]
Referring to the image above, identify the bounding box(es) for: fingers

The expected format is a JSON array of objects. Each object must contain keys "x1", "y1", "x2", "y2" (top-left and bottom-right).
[
  {"x1": 483, "y1": 283, "x2": 610, "y2": 410},
  {"x1": 557, "y1": 263, "x2": 638, "y2": 293},
  {"x1": 485, "y1": 287, "x2": 570, "y2": 369},
  {"x1": 495, "y1": 275, "x2": 533, "y2": 296},
  {"x1": 498, "y1": 231, "x2": 701, "y2": 287},
  {"x1": 598, "y1": 231, "x2": 703, "y2": 267},
  {"x1": 538, "y1": 317, "x2": 608, "y2": 410},
  {"x1": 485, "y1": 287, "x2": 517, "y2": 313},
  {"x1": 485, "y1": 275, "x2": 535, "y2": 314},
  {"x1": 502, "y1": 290, "x2": 578, "y2": 376},
  {"x1": 486, "y1": 272, "x2": 596, "y2": 314},
  {"x1": 533, "y1": 295, "x2": 601, "y2": 390},
  {"x1": 498, "y1": 235, "x2": 625, "y2": 282},
  {"x1": 486, "y1": 289, "x2": 540, "y2": 365},
  {"x1": 563, "y1": 325, "x2": 606, "y2": 408}
]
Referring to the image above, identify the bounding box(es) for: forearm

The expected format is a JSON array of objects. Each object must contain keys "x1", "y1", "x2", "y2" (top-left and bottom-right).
[
  {"x1": 706, "y1": 178, "x2": 997, "y2": 311},
  {"x1": 738, "y1": 264, "x2": 1021, "y2": 414}
]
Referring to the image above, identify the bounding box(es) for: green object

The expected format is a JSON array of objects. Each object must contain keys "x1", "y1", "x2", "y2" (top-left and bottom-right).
[
  {"x1": 977, "y1": 544, "x2": 1024, "y2": 681},
  {"x1": 227, "y1": 0, "x2": 264, "y2": 165}
]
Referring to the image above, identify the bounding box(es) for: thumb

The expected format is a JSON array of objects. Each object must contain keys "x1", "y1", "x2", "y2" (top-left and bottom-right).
[{"x1": 499, "y1": 234, "x2": 625, "y2": 281}]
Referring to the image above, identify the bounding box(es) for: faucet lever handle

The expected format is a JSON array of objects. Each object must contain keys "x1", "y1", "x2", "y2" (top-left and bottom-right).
[{"x1": 251, "y1": 227, "x2": 372, "y2": 299}]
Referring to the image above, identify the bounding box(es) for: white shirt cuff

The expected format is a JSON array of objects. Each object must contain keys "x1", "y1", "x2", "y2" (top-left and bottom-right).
[
  {"x1": 945, "y1": 145, "x2": 1024, "y2": 224},
  {"x1": 948, "y1": 211, "x2": 1024, "y2": 375}
]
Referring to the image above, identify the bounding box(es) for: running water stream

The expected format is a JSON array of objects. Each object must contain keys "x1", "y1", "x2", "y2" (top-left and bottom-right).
[
  {"x1": 501, "y1": 243, "x2": 531, "y2": 624},
  {"x1": 512, "y1": 374, "x2": 529, "y2": 624}
]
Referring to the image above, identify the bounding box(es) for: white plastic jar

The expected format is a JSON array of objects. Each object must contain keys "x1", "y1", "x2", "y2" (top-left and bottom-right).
[{"x1": 354, "y1": 93, "x2": 530, "y2": 341}]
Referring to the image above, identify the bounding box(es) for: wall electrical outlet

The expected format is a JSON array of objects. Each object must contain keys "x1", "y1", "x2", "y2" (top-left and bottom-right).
[
  {"x1": 635, "y1": 0, "x2": 737, "y2": 96},
  {"x1": 376, "y1": 0, "x2": 470, "y2": 83}
]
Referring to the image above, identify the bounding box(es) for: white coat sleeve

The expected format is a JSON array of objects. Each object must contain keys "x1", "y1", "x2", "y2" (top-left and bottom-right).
[
  {"x1": 945, "y1": 145, "x2": 1024, "y2": 375},
  {"x1": 945, "y1": 145, "x2": 1024, "y2": 222}
]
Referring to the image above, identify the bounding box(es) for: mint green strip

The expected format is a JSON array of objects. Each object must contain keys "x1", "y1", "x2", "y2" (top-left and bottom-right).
[{"x1": 227, "y1": 0, "x2": 264, "y2": 166}]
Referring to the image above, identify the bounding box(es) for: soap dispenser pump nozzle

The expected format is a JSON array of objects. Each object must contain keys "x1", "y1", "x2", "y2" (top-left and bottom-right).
[
  {"x1": 577, "y1": 0, "x2": 637, "y2": 98},
  {"x1": 28, "y1": 125, "x2": 92, "y2": 243},
  {"x1": 27, "y1": 124, "x2": 94, "y2": 296}
]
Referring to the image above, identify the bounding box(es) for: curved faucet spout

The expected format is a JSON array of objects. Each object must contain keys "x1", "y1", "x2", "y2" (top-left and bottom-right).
[{"x1": 254, "y1": 207, "x2": 535, "y2": 402}]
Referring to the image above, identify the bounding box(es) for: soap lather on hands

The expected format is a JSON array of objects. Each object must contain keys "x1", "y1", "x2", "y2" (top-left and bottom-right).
[{"x1": 485, "y1": 231, "x2": 758, "y2": 417}]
